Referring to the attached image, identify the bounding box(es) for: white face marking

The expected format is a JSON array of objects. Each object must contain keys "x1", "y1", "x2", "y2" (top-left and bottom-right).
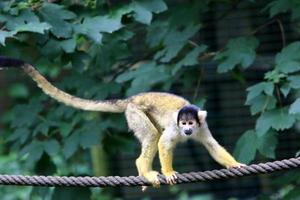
[{"x1": 178, "y1": 118, "x2": 201, "y2": 137}]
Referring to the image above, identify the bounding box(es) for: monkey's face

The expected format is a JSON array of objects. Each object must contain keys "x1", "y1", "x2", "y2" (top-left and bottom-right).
[
  {"x1": 177, "y1": 105, "x2": 207, "y2": 137},
  {"x1": 178, "y1": 118, "x2": 200, "y2": 136}
]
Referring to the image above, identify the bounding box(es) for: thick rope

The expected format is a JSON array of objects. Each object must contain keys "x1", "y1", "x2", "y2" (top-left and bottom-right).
[{"x1": 0, "y1": 157, "x2": 299, "y2": 187}]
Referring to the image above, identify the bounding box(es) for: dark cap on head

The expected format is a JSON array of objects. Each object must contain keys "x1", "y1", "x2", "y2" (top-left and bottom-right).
[{"x1": 177, "y1": 105, "x2": 201, "y2": 125}]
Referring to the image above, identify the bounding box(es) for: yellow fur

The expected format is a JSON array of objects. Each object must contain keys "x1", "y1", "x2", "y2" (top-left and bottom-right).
[
  {"x1": 23, "y1": 64, "x2": 128, "y2": 112},
  {"x1": 204, "y1": 141, "x2": 240, "y2": 168},
  {"x1": 158, "y1": 140, "x2": 174, "y2": 174}
]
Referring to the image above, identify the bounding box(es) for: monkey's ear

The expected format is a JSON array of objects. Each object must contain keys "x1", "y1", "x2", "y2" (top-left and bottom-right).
[{"x1": 198, "y1": 110, "x2": 207, "y2": 123}]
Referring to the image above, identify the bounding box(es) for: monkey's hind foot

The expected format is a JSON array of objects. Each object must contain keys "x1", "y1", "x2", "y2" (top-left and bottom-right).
[
  {"x1": 142, "y1": 170, "x2": 160, "y2": 191},
  {"x1": 163, "y1": 171, "x2": 178, "y2": 185}
]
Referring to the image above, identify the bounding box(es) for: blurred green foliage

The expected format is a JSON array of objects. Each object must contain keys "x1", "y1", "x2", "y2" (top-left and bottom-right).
[{"x1": 0, "y1": 0, "x2": 299, "y2": 199}]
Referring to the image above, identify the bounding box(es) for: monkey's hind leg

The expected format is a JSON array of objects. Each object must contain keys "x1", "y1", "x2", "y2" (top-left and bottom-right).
[
  {"x1": 158, "y1": 133, "x2": 178, "y2": 185},
  {"x1": 125, "y1": 103, "x2": 160, "y2": 190}
]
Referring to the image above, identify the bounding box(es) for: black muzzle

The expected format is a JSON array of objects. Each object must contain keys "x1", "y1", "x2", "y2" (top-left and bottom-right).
[{"x1": 184, "y1": 129, "x2": 193, "y2": 135}]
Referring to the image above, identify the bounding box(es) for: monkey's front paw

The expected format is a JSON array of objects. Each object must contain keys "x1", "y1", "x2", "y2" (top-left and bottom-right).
[
  {"x1": 163, "y1": 171, "x2": 178, "y2": 185},
  {"x1": 227, "y1": 162, "x2": 246, "y2": 169},
  {"x1": 144, "y1": 171, "x2": 160, "y2": 188}
]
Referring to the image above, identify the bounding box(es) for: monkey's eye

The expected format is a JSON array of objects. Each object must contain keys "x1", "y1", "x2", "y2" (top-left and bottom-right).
[
  {"x1": 188, "y1": 121, "x2": 194, "y2": 125},
  {"x1": 181, "y1": 122, "x2": 187, "y2": 125}
]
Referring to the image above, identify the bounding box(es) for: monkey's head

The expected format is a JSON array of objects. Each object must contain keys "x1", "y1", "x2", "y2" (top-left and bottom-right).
[{"x1": 177, "y1": 105, "x2": 207, "y2": 136}]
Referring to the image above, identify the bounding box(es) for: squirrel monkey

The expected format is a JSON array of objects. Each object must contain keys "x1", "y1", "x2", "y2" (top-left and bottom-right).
[{"x1": 0, "y1": 56, "x2": 244, "y2": 189}]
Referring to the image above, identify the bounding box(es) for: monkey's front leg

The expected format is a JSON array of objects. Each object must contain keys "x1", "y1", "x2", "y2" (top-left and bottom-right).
[
  {"x1": 201, "y1": 133, "x2": 245, "y2": 168},
  {"x1": 158, "y1": 134, "x2": 178, "y2": 185}
]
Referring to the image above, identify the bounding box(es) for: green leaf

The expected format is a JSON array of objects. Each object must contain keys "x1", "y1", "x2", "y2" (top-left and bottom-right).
[
  {"x1": 20, "y1": 141, "x2": 44, "y2": 164},
  {"x1": 155, "y1": 42, "x2": 186, "y2": 62},
  {"x1": 116, "y1": 66, "x2": 144, "y2": 83},
  {"x1": 41, "y1": 39, "x2": 61, "y2": 56},
  {"x1": 44, "y1": 140, "x2": 60, "y2": 156},
  {"x1": 133, "y1": 0, "x2": 167, "y2": 24},
  {"x1": 235, "y1": 129, "x2": 278, "y2": 161},
  {"x1": 63, "y1": 132, "x2": 80, "y2": 158},
  {"x1": 46, "y1": 4, "x2": 77, "y2": 19},
  {"x1": 262, "y1": 82, "x2": 274, "y2": 95},
  {"x1": 87, "y1": 16, "x2": 123, "y2": 33},
  {"x1": 275, "y1": 42, "x2": 300, "y2": 61},
  {"x1": 42, "y1": 38, "x2": 76, "y2": 56},
  {"x1": 288, "y1": 75, "x2": 300, "y2": 89},
  {"x1": 172, "y1": 45, "x2": 207, "y2": 74},
  {"x1": 116, "y1": 62, "x2": 171, "y2": 96},
  {"x1": 33, "y1": 122, "x2": 50, "y2": 136},
  {"x1": 214, "y1": 36, "x2": 259, "y2": 73},
  {"x1": 136, "y1": 0, "x2": 167, "y2": 14},
  {"x1": 265, "y1": 0, "x2": 300, "y2": 20},
  {"x1": 234, "y1": 130, "x2": 257, "y2": 164},
  {"x1": 257, "y1": 130, "x2": 278, "y2": 159},
  {"x1": 264, "y1": 70, "x2": 287, "y2": 84},
  {"x1": 275, "y1": 42, "x2": 300, "y2": 73},
  {"x1": 256, "y1": 108, "x2": 296, "y2": 136},
  {"x1": 6, "y1": 127, "x2": 30, "y2": 144},
  {"x1": 116, "y1": 61, "x2": 157, "y2": 82},
  {"x1": 11, "y1": 101, "x2": 43, "y2": 128},
  {"x1": 180, "y1": 45, "x2": 207, "y2": 66},
  {"x1": 280, "y1": 83, "x2": 291, "y2": 97},
  {"x1": 80, "y1": 132, "x2": 100, "y2": 149},
  {"x1": 60, "y1": 38, "x2": 76, "y2": 53},
  {"x1": 0, "y1": 30, "x2": 16, "y2": 45},
  {"x1": 79, "y1": 121, "x2": 101, "y2": 149},
  {"x1": 146, "y1": 21, "x2": 168, "y2": 48},
  {"x1": 0, "y1": 10, "x2": 51, "y2": 38},
  {"x1": 133, "y1": 2, "x2": 153, "y2": 24},
  {"x1": 39, "y1": 3, "x2": 76, "y2": 38},
  {"x1": 75, "y1": 26, "x2": 101, "y2": 44},
  {"x1": 265, "y1": 0, "x2": 290, "y2": 18},
  {"x1": 154, "y1": 24, "x2": 201, "y2": 63},
  {"x1": 8, "y1": 83, "x2": 29, "y2": 98},
  {"x1": 14, "y1": 22, "x2": 51, "y2": 34},
  {"x1": 246, "y1": 82, "x2": 274, "y2": 102},
  {"x1": 75, "y1": 15, "x2": 124, "y2": 44},
  {"x1": 59, "y1": 122, "x2": 73, "y2": 137},
  {"x1": 276, "y1": 61, "x2": 300, "y2": 73},
  {"x1": 246, "y1": 94, "x2": 276, "y2": 115},
  {"x1": 2, "y1": 9, "x2": 37, "y2": 27},
  {"x1": 128, "y1": 70, "x2": 170, "y2": 95},
  {"x1": 93, "y1": 83, "x2": 122, "y2": 100},
  {"x1": 289, "y1": 98, "x2": 300, "y2": 114},
  {"x1": 291, "y1": 6, "x2": 300, "y2": 20}
]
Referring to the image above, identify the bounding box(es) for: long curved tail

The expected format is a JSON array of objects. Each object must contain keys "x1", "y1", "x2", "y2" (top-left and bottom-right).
[{"x1": 0, "y1": 56, "x2": 128, "y2": 113}]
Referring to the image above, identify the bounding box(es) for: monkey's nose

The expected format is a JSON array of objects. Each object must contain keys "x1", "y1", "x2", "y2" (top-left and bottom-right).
[{"x1": 184, "y1": 129, "x2": 193, "y2": 135}]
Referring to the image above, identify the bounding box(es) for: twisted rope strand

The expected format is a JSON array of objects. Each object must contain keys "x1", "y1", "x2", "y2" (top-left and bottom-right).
[{"x1": 0, "y1": 157, "x2": 299, "y2": 187}]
